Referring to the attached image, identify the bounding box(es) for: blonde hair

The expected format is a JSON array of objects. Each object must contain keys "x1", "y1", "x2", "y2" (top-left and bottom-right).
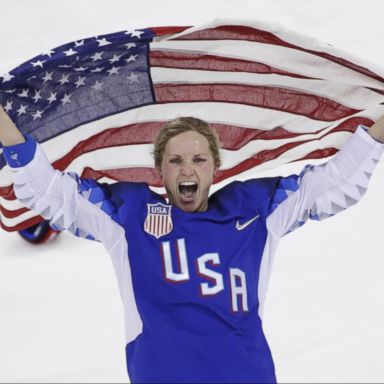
[{"x1": 153, "y1": 117, "x2": 221, "y2": 168}]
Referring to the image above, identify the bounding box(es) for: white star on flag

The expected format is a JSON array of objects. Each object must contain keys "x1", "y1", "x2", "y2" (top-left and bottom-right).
[
  {"x1": 41, "y1": 49, "x2": 55, "y2": 57},
  {"x1": 32, "y1": 110, "x2": 43, "y2": 120},
  {"x1": 33, "y1": 91, "x2": 42, "y2": 103},
  {"x1": 91, "y1": 67, "x2": 104, "y2": 73},
  {"x1": 109, "y1": 54, "x2": 122, "y2": 64},
  {"x1": 64, "y1": 48, "x2": 77, "y2": 56},
  {"x1": 17, "y1": 104, "x2": 27, "y2": 116},
  {"x1": 126, "y1": 30, "x2": 145, "y2": 38},
  {"x1": 107, "y1": 67, "x2": 120, "y2": 75},
  {"x1": 58, "y1": 74, "x2": 70, "y2": 85},
  {"x1": 31, "y1": 60, "x2": 45, "y2": 68},
  {"x1": 125, "y1": 43, "x2": 136, "y2": 49},
  {"x1": 1, "y1": 73, "x2": 14, "y2": 82},
  {"x1": 91, "y1": 80, "x2": 104, "y2": 91},
  {"x1": 47, "y1": 92, "x2": 57, "y2": 104},
  {"x1": 127, "y1": 72, "x2": 140, "y2": 83},
  {"x1": 4, "y1": 101, "x2": 13, "y2": 112},
  {"x1": 61, "y1": 93, "x2": 72, "y2": 105},
  {"x1": 42, "y1": 72, "x2": 53, "y2": 83},
  {"x1": 75, "y1": 77, "x2": 86, "y2": 88},
  {"x1": 126, "y1": 55, "x2": 138, "y2": 63},
  {"x1": 91, "y1": 52, "x2": 103, "y2": 61},
  {"x1": 18, "y1": 89, "x2": 29, "y2": 98},
  {"x1": 97, "y1": 38, "x2": 110, "y2": 47}
]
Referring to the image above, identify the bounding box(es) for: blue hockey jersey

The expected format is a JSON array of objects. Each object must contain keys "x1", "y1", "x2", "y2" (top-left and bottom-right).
[{"x1": 3, "y1": 126, "x2": 384, "y2": 383}]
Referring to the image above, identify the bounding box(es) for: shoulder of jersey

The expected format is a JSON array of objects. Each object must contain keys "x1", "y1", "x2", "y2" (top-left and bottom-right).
[
  {"x1": 106, "y1": 181, "x2": 156, "y2": 216},
  {"x1": 214, "y1": 178, "x2": 280, "y2": 206}
]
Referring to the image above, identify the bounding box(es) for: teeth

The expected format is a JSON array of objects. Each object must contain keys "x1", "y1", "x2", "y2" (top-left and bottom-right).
[{"x1": 178, "y1": 181, "x2": 198, "y2": 196}]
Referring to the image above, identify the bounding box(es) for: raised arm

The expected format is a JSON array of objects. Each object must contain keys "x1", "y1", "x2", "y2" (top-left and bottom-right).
[
  {"x1": 0, "y1": 104, "x2": 124, "y2": 249},
  {"x1": 267, "y1": 118, "x2": 384, "y2": 239}
]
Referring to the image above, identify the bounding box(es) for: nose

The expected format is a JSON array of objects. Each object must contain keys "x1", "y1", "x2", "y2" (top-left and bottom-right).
[{"x1": 180, "y1": 162, "x2": 195, "y2": 176}]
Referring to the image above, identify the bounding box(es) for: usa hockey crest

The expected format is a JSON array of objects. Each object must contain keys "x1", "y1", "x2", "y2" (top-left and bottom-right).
[{"x1": 144, "y1": 203, "x2": 173, "y2": 239}]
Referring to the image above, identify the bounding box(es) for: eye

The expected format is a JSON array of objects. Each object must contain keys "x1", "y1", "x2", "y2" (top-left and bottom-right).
[
  {"x1": 169, "y1": 157, "x2": 182, "y2": 164},
  {"x1": 193, "y1": 157, "x2": 206, "y2": 163}
]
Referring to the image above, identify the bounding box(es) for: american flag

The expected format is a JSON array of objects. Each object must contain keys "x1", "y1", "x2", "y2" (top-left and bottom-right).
[{"x1": 1, "y1": 18, "x2": 384, "y2": 232}]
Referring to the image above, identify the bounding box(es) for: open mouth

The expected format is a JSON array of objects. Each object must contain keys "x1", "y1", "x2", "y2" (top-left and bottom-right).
[{"x1": 178, "y1": 181, "x2": 198, "y2": 201}]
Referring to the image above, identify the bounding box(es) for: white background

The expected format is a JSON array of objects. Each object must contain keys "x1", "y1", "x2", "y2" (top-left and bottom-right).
[{"x1": 1, "y1": 0, "x2": 384, "y2": 382}]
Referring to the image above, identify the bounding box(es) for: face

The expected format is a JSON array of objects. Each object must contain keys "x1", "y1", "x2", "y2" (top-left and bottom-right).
[{"x1": 158, "y1": 130, "x2": 217, "y2": 212}]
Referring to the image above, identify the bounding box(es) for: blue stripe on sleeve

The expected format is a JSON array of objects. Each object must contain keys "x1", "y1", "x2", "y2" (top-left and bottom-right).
[{"x1": 269, "y1": 173, "x2": 300, "y2": 214}]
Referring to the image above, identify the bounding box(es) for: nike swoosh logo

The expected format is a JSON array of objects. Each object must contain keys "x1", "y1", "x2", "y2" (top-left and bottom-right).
[{"x1": 236, "y1": 214, "x2": 260, "y2": 231}]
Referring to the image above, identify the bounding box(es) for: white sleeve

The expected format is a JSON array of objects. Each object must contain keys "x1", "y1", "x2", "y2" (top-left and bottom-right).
[
  {"x1": 10, "y1": 143, "x2": 124, "y2": 249},
  {"x1": 267, "y1": 126, "x2": 384, "y2": 239}
]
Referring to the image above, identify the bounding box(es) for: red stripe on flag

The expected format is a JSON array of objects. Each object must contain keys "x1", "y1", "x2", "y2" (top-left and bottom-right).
[
  {"x1": 80, "y1": 167, "x2": 162, "y2": 186},
  {"x1": 0, "y1": 185, "x2": 15, "y2": 199},
  {"x1": 174, "y1": 25, "x2": 384, "y2": 83},
  {"x1": 150, "y1": 50, "x2": 312, "y2": 79},
  {"x1": 213, "y1": 116, "x2": 372, "y2": 148},
  {"x1": 0, "y1": 205, "x2": 29, "y2": 219},
  {"x1": 294, "y1": 147, "x2": 338, "y2": 161},
  {"x1": 174, "y1": 25, "x2": 293, "y2": 44},
  {"x1": 0, "y1": 215, "x2": 44, "y2": 232},
  {"x1": 154, "y1": 83, "x2": 360, "y2": 121},
  {"x1": 214, "y1": 140, "x2": 331, "y2": 183},
  {"x1": 51, "y1": 122, "x2": 162, "y2": 171},
  {"x1": 323, "y1": 116, "x2": 373, "y2": 133},
  {"x1": 367, "y1": 88, "x2": 384, "y2": 96},
  {"x1": 150, "y1": 26, "x2": 190, "y2": 37}
]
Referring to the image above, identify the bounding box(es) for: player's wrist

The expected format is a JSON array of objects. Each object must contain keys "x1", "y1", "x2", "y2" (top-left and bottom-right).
[{"x1": 3, "y1": 135, "x2": 37, "y2": 168}]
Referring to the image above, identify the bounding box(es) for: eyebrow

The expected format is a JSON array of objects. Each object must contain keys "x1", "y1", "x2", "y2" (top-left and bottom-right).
[{"x1": 166, "y1": 153, "x2": 209, "y2": 157}]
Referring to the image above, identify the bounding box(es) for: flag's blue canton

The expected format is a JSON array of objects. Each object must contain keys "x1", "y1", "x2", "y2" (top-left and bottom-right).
[{"x1": 0, "y1": 28, "x2": 156, "y2": 170}]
